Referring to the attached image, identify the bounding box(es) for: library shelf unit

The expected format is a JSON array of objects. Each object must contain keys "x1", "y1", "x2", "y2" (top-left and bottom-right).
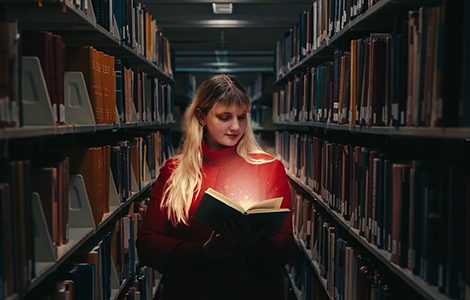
[
  {"x1": 284, "y1": 266, "x2": 303, "y2": 300},
  {"x1": 0, "y1": 0, "x2": 175, "y2": 299},
  {"x1": 2, "y1": 0, "x2": 175, "y2": 84},
  {"x1": 271, "y1": 0, "x2": 469, "y2": 300},
  {"x1": 24, "y1": 176, "x2": 156, "y2": 300},
  {"x1": 287, "y1": 171, "x2": 452, "y2": 300},
  {"x1": 273, "y1": 0, "x2": 440, "y2": 85}
]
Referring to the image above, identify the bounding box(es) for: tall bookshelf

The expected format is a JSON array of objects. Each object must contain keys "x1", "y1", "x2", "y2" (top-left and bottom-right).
[
  {"x1": 0, "y1": 0, "x2": 174, "y2": 299},
  {"x1": 272, "y1": 0, "x2": 469, "y2": 300}
]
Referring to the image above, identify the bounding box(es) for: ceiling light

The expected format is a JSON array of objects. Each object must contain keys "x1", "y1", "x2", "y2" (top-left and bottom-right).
[{"x1": 213, "y1": 3, "x2": 233, "y2": 14}]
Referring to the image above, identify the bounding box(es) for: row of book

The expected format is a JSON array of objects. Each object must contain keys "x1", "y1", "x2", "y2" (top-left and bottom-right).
[
  {"x1": 291, "y1": 189, "x2": 401, "y2": 300},
  {"x1": 117, "y1": 62, "x2": 175, "y2": 124},
  {"x1": 90, "y1": 0, "x2": 174, "y2": 75},
  {"x1": 284, "y1": 250, "x2": 330, "y2": 300},
  {"x1": 0, "y1": 130, "x2": 173, "y2": 299},
  {"x1": 277, "y1": 130, "x2": 469, "y2": 299},
  {"x1": 0, "y1": 23, "x2": 174, "y2": 128},
  {"x1": 29, "y1": 198, "x2": 159, "y2": 300},
  {"x1": 275, "y1": 0, "x2": 379, "y2": 80},
  {"x1": 273, "y1": 1, "x2": 467, "y2": 128}
]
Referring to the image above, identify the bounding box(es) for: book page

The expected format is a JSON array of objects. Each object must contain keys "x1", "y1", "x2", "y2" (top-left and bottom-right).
[
  {"x1": 246, "y1": 197, "x2": 283, "y2": 212},
  {"x1": 205, "y1": 188, "x2": 245, "y2": 213}
]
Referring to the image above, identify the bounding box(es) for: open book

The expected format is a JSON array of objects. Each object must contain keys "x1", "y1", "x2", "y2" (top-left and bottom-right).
[{"x1": 192, "y1": 188, "x2": 290, "y2": 237}]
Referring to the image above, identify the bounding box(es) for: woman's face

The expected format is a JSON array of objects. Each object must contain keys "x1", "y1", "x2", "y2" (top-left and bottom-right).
[{"x1": 198, "y1": 103, "x2": 248, "y2": 151}]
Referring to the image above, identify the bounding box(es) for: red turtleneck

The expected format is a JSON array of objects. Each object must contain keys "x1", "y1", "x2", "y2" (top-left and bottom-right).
[{"x1": 136, "y1": 143, "x2": 295, "y2": 300}]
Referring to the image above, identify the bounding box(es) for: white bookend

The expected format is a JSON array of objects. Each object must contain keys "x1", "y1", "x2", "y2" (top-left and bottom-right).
[
  {"x1": 84, "y1": 0, "x2": 97, "y2": 26},
  {"x1": 111, "y1": 15, "x2": 121, "y2": 39},
  {"x1": 109, "y1": 168, "x2": 121, "y2": 208},
  {"x1": 31, "y1": 192, "x2": 57, "y2": 262},
  {"x1": 64, "y1": 71, "x2": 96, "y2": 126},
  {"x1": 68, "y1": 174, "x2": 96, "y2": 228},
  {"x1": 143, "y1": 161, "x2": 152, "y2": 186},
  {"x1": 131, "y1": 165, "x2": 139, "y2": 194},
  {"x1": 115, "y1": 104, "x2": 121, "y2": 126},
  {"x1": 110, "y1": 257, "x2": 120, "y2": 290},
  {"x1": 22, "y1": 57, "x2": 56, "y2": 126},
  {"x1": 57, "y1": 175, "x2": 95, "y2": 258},
  {"x1": 132, "y1": 100, "x2": 139, "y2": 123}
]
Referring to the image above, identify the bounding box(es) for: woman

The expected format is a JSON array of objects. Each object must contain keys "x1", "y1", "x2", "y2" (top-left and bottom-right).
[{"x1": 136, "y1": 74, "x2": 296, "y2": 300}]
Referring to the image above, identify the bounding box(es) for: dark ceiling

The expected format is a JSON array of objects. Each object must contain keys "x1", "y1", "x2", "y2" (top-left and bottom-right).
[{"x1": 139, "y1": 0, "x2": 312, "y2": 85}]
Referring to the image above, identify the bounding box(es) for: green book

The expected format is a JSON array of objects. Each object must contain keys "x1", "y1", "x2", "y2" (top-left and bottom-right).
[{"x1": 193, "y1": 188, "x2": 290, "y2": 237}]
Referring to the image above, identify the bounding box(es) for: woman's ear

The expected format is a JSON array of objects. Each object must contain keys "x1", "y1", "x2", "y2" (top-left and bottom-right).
[{"x1": 195, "y1": 108, "x2": 206, "y2": 126}]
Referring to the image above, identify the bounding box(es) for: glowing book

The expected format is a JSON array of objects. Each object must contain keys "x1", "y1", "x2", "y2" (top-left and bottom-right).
[{"x1": 192, "y1": 187, "x2": 290, "y2": 237}]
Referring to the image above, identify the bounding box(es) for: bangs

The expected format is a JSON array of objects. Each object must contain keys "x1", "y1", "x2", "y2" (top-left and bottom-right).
[{"x1": 216, "y1": 89, "x2": 251, "y2": 113}]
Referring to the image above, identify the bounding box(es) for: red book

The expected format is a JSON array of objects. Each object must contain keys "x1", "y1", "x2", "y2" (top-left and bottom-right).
[{"x1": 23, "y1": 31, "x2": 57, "y2": 124}]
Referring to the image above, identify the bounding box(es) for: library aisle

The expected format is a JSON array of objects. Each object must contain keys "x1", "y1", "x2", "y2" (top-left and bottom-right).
[{"x1": 1, "y1": 0, "x2": 470, "y2": 300}]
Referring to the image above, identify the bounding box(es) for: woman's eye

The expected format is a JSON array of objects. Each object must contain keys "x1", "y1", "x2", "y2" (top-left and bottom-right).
[
  {"x1": 219, "y1": 116, "x2": 230, "y2": 121},
  {"x1": 238, "y1": 115, "x2": 246, "y2": 120}
]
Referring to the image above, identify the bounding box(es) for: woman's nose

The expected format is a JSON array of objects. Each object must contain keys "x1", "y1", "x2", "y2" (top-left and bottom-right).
[{"x1": 230, "y1": 119, "x2": 240, "y2": 130}]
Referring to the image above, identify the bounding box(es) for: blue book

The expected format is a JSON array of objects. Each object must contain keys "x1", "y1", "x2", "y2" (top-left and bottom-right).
[
  {"x1": 113, "y1": 0, "x2": 123, "y2": 39},
  {"x1": 410, "y1": 161, "x2": 426, "y2": 275},
  {"x1": 375, "y1": 153, "x2": 386, "y2": 249},
  {"x1": 114, "y1": 59, "x2": 124, "y2": 123},
  {"x1": 445, "y1": 165, "x2": 463, "y2": 298},
  {"x1": 316, "y1": 66, "x2": 321, "y2": 121},
  {"x1": 104, "y1": 233, "x2": 112, "y2": 300},
  {"x1": 74, "y1": 263, "x2": 95, "y2": 300},
  {"x1": 333, "y1": 48, "x2": 342, "y2": 124},
  {"x1": 421, "y1": 170, "x2": 440, "y2": 285}
]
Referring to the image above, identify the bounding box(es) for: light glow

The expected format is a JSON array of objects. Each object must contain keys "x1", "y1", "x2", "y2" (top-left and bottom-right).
[{"x1": 212, "y1": 3, "x2": 233, "y2": 14}]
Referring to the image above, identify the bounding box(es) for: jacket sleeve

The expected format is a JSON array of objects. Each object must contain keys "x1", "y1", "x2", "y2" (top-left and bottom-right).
[
  {"x1": 244, "y1": 159, "x2": 297, "y2": 274},
  {"x1": 135, "y1": 159, "x2": 212, "y2": 277}
]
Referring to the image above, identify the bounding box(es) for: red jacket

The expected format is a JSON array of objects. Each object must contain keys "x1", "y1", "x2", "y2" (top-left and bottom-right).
[{"x1": 136, "y1": 143, "x2": 296, "y2": 300}]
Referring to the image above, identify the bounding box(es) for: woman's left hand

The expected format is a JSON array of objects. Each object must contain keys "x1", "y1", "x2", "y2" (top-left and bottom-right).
[{"x1": 220, "y1": 218, "x2": 266, "y2": 249}]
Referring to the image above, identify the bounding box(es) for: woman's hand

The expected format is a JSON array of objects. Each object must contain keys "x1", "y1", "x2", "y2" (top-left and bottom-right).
[
  {"x1": 203, "y1": 231, "x2": 237, "y2": 260},
  {"x1": 220, "y1": 218, "x2": 266, "y2": 249}
]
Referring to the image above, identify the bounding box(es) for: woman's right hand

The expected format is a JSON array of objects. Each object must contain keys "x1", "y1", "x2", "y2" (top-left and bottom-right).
[{"x1": 203, "y1": 231, "x2": 236, "y2": 260}]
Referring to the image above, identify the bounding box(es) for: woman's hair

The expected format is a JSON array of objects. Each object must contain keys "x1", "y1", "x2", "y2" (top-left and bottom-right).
[{"x1": 161, "y1": 74, "x2": 270, "y2": 225}]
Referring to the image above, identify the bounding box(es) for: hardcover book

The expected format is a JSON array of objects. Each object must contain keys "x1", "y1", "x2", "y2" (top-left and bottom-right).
[{"x1": 192, "y1": 188, "x2": 290, "y2": 237}]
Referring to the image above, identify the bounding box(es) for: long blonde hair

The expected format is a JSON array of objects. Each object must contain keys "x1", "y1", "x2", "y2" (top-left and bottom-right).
[{"x1": 161, "y1": 74, "x2": 270, "y2": 225}]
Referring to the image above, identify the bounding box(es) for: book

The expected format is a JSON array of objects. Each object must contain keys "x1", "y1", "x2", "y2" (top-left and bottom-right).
[{"x1": 192, "y1": 187, "x2": 290, "y2": 237}]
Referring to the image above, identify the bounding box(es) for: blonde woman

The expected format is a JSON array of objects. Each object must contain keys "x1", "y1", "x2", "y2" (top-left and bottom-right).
[{"x1": 136, "y1": 74, "x2": 295, "y2": 300}]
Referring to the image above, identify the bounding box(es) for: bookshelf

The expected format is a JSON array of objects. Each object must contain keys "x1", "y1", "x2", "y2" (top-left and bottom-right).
[
  {"x1": 0, "y1": 0, "x2": 175, "y2": 299},
  {"x1": 271, "y1": 0, "x2": 469, "y2": 300},
  {"x1": 288, "y1": 171, "x2": 451, "y2": 300}
]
